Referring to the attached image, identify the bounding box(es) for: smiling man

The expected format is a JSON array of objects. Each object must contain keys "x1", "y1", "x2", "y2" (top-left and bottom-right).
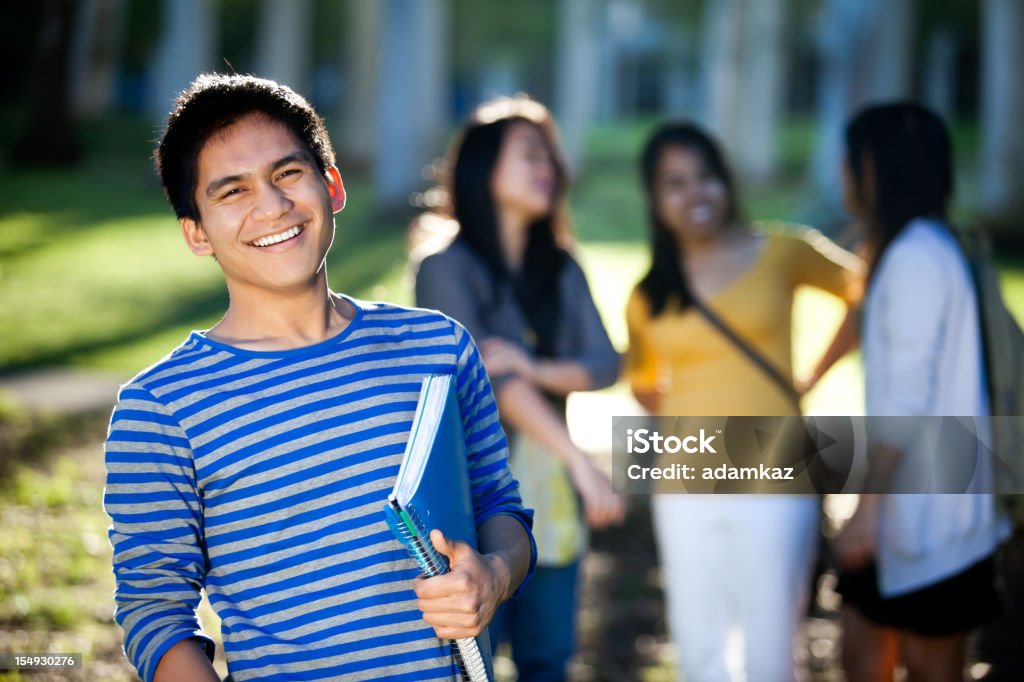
[{"x1": 103, "y1": 74, "x2": 535, "y2": 682}]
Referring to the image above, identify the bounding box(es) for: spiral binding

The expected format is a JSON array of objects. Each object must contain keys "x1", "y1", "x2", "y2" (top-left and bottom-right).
[{"x1": 388, "y1": 500, "x2": 491, "y2": 682}]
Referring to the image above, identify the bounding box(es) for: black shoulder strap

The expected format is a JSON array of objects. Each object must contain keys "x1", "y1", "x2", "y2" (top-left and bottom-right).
[{"x1": 692, "y1": 298, "x2": 803, "y2": 410}]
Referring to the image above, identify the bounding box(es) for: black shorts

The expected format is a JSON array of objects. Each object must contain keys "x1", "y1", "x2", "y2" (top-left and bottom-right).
[{"x1": 836, "y1": 555, "x2": 1002, "y2": 637}]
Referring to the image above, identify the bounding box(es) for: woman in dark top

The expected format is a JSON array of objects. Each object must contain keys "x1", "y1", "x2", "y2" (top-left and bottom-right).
[{"x1": 413, "y1": 95, "x2": 623, "y2": 681}]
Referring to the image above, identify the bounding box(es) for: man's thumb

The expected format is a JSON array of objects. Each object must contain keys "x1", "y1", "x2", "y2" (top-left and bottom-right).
[{"x1": 429, "y1": 528, "x2": 461, "y2": 563}]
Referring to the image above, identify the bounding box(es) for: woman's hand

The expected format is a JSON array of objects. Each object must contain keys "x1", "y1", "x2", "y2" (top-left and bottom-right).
[
  {"x1": 480, "y1": 337, "x2": 539, "y2": 383},
  {"x1": 567, "y1": 457, "x2": 625, "y2": 530},
  {"x1": 835, "y1": 495, "x2": 880, "y2": 571}
]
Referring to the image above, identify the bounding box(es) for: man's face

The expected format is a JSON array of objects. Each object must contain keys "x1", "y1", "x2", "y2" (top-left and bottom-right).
[{"x1": 180, "y1": 113, "x2": 345, "y2": 296}]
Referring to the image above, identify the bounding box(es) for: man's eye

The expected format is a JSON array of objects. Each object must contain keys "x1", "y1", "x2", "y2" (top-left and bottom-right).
[
  {"x1": 221, "y1": 187, "x2": 244, "y2": 199},
  {"x1": 277, "y1": 168, "x2": 301, "y2": 181}
]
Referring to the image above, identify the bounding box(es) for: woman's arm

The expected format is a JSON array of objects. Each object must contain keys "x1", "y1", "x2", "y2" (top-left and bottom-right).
[
  {"x1": 799, "y1": 303, "x2": 860, "y2": 394},
  {"x1": 624, "y1": 289, "x2": 665, "y2": 413},
  {"x1": 479, "y1": 257, "x2": 620, "y2": 396},
  {"x1": 478, "y1": 338, "x2": 594, "y2": 394},
  {"x1": 495, "y1": 376, "x2": 624, "y2": 529}
]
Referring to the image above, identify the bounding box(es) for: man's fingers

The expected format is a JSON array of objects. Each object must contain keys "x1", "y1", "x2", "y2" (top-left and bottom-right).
[
  {"x1": 417, "y1": 592, "x2": 483, "y2": 618},
  {"x1": 428, "y1": 623, "x2": 486, "y2": 640},
  {"x1": 413, "y1": 567, "x2": 470, "y2": 600}
]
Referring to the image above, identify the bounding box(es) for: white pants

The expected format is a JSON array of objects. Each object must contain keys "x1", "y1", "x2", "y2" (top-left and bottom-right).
[{"x1": 652, "y1": 495, "x2": 820, "y2": 682}]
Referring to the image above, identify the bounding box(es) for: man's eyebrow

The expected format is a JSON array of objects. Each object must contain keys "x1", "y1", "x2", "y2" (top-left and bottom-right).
[
  {"x1": 205, "y1": 173, "x2": 245, "y2": 198},
  {"x1": 204, "y1": 151, "x2": 316, "y2": 198},
  {"x1": 270, "y1": 151, "x2": 315, "y2": 172}
]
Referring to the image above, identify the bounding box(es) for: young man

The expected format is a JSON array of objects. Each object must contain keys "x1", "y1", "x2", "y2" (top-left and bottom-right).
[{"x1": 104, "y1": 73, "x2": 535, "y2": 682}]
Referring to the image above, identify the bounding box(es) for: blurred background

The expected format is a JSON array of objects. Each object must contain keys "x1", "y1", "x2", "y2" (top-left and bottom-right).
[{"x1": 1, "y1": 1, "x2": 1023, "y2": 680}]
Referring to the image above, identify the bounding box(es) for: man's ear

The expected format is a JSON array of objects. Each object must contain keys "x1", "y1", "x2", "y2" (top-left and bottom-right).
[
  {"x1": 326, "y1": 166, "x2": 346, "y2": 213},
  {"x1": 180, "y1": 217, "x2": 214, "y2": 257}
]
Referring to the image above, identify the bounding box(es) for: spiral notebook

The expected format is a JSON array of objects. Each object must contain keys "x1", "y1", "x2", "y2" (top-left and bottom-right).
[{"x1": 385, "y1": 374, "x2": 493, "y2": 682}]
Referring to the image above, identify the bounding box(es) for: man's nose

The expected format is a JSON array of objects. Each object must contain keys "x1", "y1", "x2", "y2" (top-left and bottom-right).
[{"x1": 253, "y1": 181, "x2": 293, "y2": 221}]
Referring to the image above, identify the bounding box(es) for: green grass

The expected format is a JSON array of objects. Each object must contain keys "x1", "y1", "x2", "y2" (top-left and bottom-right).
[
  {"x1": 0, "y1": 430, "x2": 231, "y2": 682},
  {"x1": 0, "y1": 443, "x2": 139, "y2": 681},
  {"x1": 0, "y1": 162, "x2": 407, "y2": 373}
]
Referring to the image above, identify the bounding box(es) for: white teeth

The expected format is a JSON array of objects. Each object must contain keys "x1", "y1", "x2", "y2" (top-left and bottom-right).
[
  {"x1": 252, "y1": 225, "x2": 302, "y2": 247},
  {"x1": 691, "y1": 205, "x2": 712, "y2": 222}
]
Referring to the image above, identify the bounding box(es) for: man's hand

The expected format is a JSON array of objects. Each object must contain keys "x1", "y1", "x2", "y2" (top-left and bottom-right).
[
  {"x1": 154, "y1": 638, "x2": 219, "y2": 682},
  {"x1": 413, "y1": 530, "x2": 511, "y2": 640}
]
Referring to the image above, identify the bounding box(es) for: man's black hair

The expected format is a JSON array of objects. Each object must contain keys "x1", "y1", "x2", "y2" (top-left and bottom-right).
[{"x1": 155, "y1": 73, "x2": 335, "y2": 221}]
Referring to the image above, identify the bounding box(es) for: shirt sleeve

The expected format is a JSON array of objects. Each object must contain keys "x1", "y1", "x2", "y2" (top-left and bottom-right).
[
  {"x1": 415, "y1": 249, "x2": 517, "y2": 396},
  {"x1": 788, "y1": 228, "x2": 864, "y2": 302},
  {"x1": 104, "y1": 385, "x2": 214, "y2": 682},
  {"x1": 415, "y1": 250, "x2": 492, "y2": 348},
  {"x1": 562, "y1": 256, "x2": 622, "y2": 389},
  {"x1": 624, "y1": 287, "x2": 663, "y2": 394},
  {"x1": 865, "y1": 242, "x2": 950, "y2": 447},
  {"x1": 449, "y1": 318, "x2": 537, "y2": 588}
]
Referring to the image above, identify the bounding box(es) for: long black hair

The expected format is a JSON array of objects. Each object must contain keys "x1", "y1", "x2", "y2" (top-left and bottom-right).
[
  {"x1": 447, "y1": 96, "x2": 571, "y2": 357},
  {"x1": 844, "y1": 102, "x2": 955, "y2": 283},
  {"x1": 638, "y1": 122, "x2": 744, "y2": 316}
]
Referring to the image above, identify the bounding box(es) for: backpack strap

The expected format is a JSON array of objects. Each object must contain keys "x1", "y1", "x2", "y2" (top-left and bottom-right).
[{"x1": 692, "y1": 298, "x2": 803, "y2": 411}]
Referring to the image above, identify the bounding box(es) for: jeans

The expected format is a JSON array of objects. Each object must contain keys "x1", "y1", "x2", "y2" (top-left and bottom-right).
[{"x1": 488, "y1": 561, "x2": 580, "y2": 682}]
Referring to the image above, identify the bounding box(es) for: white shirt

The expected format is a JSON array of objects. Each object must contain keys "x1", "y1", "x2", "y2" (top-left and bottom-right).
[{"x1": 863, "y1": 218, "x2": 1009, "y2": 595}]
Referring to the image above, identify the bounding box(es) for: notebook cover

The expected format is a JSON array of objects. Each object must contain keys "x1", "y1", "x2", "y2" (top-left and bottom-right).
[{"x1": 386, "y1": 374, "x2": 493, "y2": 680}]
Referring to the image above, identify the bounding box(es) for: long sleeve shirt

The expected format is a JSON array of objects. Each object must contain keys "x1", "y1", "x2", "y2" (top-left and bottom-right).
[{"x1": 104, "y1": 298, "x2": 535, "y2": 681}]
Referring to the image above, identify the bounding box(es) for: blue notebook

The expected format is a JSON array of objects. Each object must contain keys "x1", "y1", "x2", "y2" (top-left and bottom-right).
[{"x1": 385, "y1": 374, "x2": 494, "y2": 682}]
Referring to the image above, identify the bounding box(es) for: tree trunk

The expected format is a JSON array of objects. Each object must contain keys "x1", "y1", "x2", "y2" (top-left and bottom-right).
[
  {"x1": 69, "y1": 0, "x2": 127, "y2": 117},
  {"x1": 980, "y1": 0, "x2": 1024, "y2": 222},
  {"x1": 556, "y1": 0, "x2": 602, "y2": 174},
  {"x1": 256, "y1": 0, "x2": 314, "y2": 94},
  {"x1": 737, "y1": 0, "x2": 787, "y2": 183},
  {"x1": 149, "y1": 0, "x2": 217, "y2": 118},
  {"x1": 924, "y1": 28, "x2": 957, "y2": 122},
  {"x1": 701, "y1": 0, "x2": 787, "y2": 183},
  {"x1": 340, "y1": 0, "x2": 381, "y2": 167},
  {"x1": 808, "y1": 0, "x2": 915, "y2": 230},
  {"x1": 373, "y1": 0, "x2": 450, "y2": 213},
  {"x1": 13, "y1": 0, "x2": 80, "y2": 166}
]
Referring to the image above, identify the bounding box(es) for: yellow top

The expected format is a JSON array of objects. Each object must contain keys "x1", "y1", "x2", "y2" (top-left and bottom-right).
[{"x1": 626, "y1": 228, "x2": 861, "y2": 417}]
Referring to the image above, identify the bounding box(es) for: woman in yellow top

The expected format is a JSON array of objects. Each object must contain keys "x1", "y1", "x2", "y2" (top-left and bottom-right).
[{"x1": 626, "y1": 122, "x2": 862, "y2": 681}]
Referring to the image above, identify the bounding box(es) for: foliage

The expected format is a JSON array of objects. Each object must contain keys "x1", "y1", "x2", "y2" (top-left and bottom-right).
[{"x1": 452, "y1": 0, "x2": 556, "y2": 73}]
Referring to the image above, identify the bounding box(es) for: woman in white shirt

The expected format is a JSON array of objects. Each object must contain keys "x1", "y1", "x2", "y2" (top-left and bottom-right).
[{"x1": 835, "y1": 103, "x2": 1009, "y2": 682}]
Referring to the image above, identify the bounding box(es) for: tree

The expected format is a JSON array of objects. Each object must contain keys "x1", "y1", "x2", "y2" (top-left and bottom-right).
[
  {"x1": 149, "y1": 0, "x2": 218, "y2": 118},
  {"x1": 700, "y1": 0, "x2": 788, "y2": 183},
  {"x1": 556, "y1": 0, "x2": 603, "y2": 172},
  {"x1": 12, "y1": 0, "x2": 81, "y2": 166},
  {"x1": 69, "y1": 0, "x2": 128, "y2": 117},
  {"x1": 808, "y1": 0, "x2": 915, "y2": 230},
  {"x1": 979, "y1": 0, "x2": 1024, "y2": 224},
  {"x1": 340, "y1": 0, "x2": 380, "y2": 167},
  {"x1": 373, "y1": 0, "x2": 450, "y2": 212},
  {"x1": 256, "y1": 0, "x2": 314, "y2": 94}
]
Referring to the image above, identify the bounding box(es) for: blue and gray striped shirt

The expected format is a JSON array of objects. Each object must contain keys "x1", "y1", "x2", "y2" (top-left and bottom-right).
[{"x1": 104, "y1": 298, "x2": 535, "y2": 681}]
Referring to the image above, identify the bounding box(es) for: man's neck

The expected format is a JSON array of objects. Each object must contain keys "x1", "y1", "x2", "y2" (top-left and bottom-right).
[{"x1": 207, "y1": 279, "x2": 354, "y2": 352}]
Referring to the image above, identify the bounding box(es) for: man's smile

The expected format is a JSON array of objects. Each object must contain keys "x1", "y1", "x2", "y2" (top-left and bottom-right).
[{"x1": 249, "y1": 223, "x2": 306, "y2": 248}]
